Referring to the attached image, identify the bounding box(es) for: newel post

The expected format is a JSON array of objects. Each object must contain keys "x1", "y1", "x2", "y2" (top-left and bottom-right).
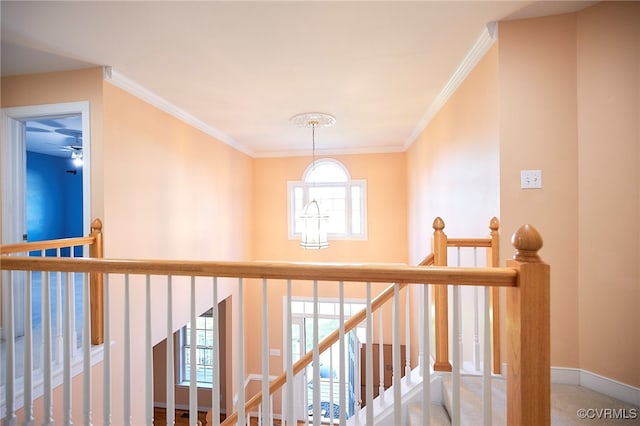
[
  {"x1": 432, "y1": 217, "x2": 452, "y2": 371},
  {"x1": 506, "y1": 224, "x2": 550, "y2": 425},
  {"x1": 488, "y1": 217, "x2": 502, "y2": 374},
  {"x1": 89, "y1": 218, "x2": 104, "y2": 345}
]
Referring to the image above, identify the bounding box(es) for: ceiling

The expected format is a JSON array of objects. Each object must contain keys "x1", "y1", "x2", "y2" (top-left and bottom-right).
[{"x1": 1, "y1": 1, "x2": 595, "y2": 158}]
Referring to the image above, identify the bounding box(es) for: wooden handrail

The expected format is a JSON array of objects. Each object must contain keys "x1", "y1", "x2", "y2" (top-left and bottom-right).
[
  {"x1": 0, "y1": 256, "x2": 518, "y2": 287},
  {"x1": 1, "y1": 218, "x2": 105, "y2": 344},
  {"x1": 221, "y1": 282, "x2": 408, "y2": 426},
  {"x1": 446, "y1": 238, "x2": 492, "y2": 248},
  {"x1": 1, "y1": 236, "x2": 95, "y2": 254}
]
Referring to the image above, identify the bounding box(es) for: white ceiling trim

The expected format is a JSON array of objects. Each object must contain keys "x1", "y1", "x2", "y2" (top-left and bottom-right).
[
  {"x1": 403, "y1": 22, "x2": 499, "y2": 151},
  {"x1": 104, "y1": 67, "x2": 254, "y2": 157},
  {"x1": 253, "y1": 144, "x2": 405, "y2": 159}
]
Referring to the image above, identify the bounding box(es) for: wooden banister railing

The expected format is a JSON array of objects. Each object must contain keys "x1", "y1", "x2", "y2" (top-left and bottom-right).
[
  {"x1": 1, "y1": 220, "x2": 549, "y2": 426},
  {"x1": 1, "y1": 218, "x2": 104, "y2": 344},
  {"x1": 430, "y1": 216, "x2": 501, "y2": 374}
]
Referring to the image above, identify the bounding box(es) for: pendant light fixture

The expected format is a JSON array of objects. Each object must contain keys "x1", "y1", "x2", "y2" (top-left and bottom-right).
[{"x1": 291, "y1": 112, "x2": 336, "y2": 249}]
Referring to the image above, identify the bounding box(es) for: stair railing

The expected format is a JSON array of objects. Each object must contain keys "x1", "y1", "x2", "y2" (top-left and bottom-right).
[
  {"x1": 430, "y1": 217, "x2": 501, "y2": 374},
  {"x1": 1, "y1": 220, "x2": 549, "y2": 426},
  {"x1": 1, "y1": 218, "x2": 104, "y2": 345}
]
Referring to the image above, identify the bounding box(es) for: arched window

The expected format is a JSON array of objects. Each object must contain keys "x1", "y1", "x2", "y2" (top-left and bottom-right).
[{"x1": 289, "y1": 159, "x2": 367, "y2": 239}]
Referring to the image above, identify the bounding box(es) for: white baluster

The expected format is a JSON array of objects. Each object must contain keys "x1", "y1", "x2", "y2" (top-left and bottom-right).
[
  {"x1": 285, "y1": 279, "x2": 293, "y2": 426},
  {"x1": 190, "y1": 276, "x2": 197, "y2": 425},
  {"x1": 212, "y1": 277, "x2": 221, "y2": 426},
  {"x1": 145, "y1": 275, "x2": 153, "y2": 425},
  {"x1": 55, "y1": 249, "x2": 63, "y2": 365},
  {"x1": 405, "y1": 285, "x2": 411, "y2": 383},
  {"x1": 63, "y1": 273, "x2": 73, "y2": 425},
  {"x1": 329, "y1": 344, "x2": 335, "y2": 425},
  {"x1": 70, "y1": 260, "x2": 78, "y2": 358},
  {"x1": 22, "y1": 271, "x2": 34, "y2": 426},
  {"x1": 474, "y1": 248, "x2": 481, "y2": 371},
  {"x1": 42, "y1": 272, "x2": 54, "y2": 425},
  {"x1": 123, "y1": 274, "x2": 131, "y2": 426},
  {"x1": 270, "y1": 394, "x2": 274, "y2": 426},
  {"x1": 166, "y1": 276, "x2": 175, "y2": 426},
  {"x1": 261, "y1": 278, "x2": 270, "y2": 426},
  {"x1": 312, "y1": 280, "x2": 320, "y2": 426},
  {"x1": 103, "y1": 274, "x2": 112, "y2": 426},
  {"x1": 378, "y1": 305, "x2": 385, "y2": 404},
  {"x1": 3, "y1": 270, "x2": 17, "y2": 426},
  {"x1": 456, "y1": 248, "x2": 463, "y2": 372},
  {"x1": 365, "y1": 282, "x2": 373, "y2": 425},
  {"x1": 422, "y1": 284, "x2": 431, "y2": 426},
  {"x1": 338, "y1": 282, "x2": 346, "y2": 426},
  {"x1": 483, "y1": 286, "x2": 493, "y2": 425},
  {"x1": 393, "y1": 283, "x2": 401, "y2": 426},
  {"x1": 237, "y1": 278, "x2": 245, "y2": 426},
  {"x1": 452, "y1": 285, "x2": 460, "y2": 426},
  {"x1": 83, "y1": 272, "x2": 93, "y2": 426}
]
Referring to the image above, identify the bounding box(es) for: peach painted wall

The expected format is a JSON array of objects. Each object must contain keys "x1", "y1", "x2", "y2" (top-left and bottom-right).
[
  {"x1": 499, "y1": 2, "x2": 640, "y2": 387},
  {"x1": 406, "y1": 45, "x2": 500, "y2": 264},
  {"x1": 576, "y1": 2, "x2": 640, "y2": 387},
  {"x1": 499, "y1": 12, "x2": 581, "y2": 370},
  {"x1": 247, "y1": 153, "x2": 409, "y2": 411},
  {"x1": 102, "y1": 82, "x2": 253, "y2": 420},
  {"x1": 252, "y1": 153, "x2": 408, "y2": 263},
  {"x1": 406, "y1": 45, "x2": 500, "y2": 366}
]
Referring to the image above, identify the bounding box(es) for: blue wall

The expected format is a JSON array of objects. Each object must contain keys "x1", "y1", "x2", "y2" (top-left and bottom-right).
[{"x1": 27, "y1": 151, "x2": 83, "y2": 255}]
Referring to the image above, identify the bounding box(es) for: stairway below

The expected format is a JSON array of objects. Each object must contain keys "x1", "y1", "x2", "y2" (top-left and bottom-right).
[{"x1": 407, "y1": 402, "x2": 451, "y2": 425}]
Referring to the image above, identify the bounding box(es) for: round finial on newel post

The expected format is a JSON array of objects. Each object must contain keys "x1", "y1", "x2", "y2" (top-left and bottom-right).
[
  {"x1": 433, "y1": 217, "x2": 445, "y2": 232},
  {"x1": 511, "y1": 224, "x2": 543, "y2": 263},
  {"x1": 91, "y1": 218, "x2": 103, "y2": 233}
]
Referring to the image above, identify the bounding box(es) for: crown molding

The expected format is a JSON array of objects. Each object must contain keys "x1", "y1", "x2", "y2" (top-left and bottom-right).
[
  {"x1": 403, "y1": 22, "x2": 498, "y2": 151},
  {"x1": 253, "y1": 144, "x2": 405, "y2": 159},
  {"x1": 104, "y1": 67, "x2": 254, "y2": 157}
]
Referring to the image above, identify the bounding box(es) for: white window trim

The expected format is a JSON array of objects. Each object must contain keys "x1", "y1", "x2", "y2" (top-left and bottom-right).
[
  {"x1": 177, "y1": 309, "x2": 216, "y2": 389},
  {"x1": 288, "y1": 159, "x2": 367, "y2": 241}
]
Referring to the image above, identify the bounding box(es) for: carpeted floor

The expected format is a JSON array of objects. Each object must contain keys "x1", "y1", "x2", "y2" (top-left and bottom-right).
[{"x1": 436, "y1": 375, "x2": 639, "y2": 425}]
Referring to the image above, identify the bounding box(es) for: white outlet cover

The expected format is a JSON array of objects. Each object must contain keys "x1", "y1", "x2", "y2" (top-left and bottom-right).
[{"x1": 521, "y1": 170, "x2": 542, "y2": 189}]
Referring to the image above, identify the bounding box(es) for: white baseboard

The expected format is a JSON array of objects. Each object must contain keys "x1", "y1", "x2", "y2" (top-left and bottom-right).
[
  {"x1": 551, "y1": 367, "x2": 639, "y2": 407},
  {"x1": 497, "y1": 364, "x2": 638, "y2": 407}
]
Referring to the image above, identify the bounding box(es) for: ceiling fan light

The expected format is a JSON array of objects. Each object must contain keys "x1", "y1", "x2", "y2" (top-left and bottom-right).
[{"x1": 71, "y1": 151, "x2": 83, "y2": 168}]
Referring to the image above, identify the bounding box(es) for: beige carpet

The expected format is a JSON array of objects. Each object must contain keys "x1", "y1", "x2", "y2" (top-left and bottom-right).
[{"x1": 438, "y1": 375, "x2": 639, "y2": 425}]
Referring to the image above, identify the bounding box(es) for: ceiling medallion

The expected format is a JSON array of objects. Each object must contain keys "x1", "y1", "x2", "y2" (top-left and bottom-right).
[{"x1": 290, "y1": 112, "x2": 336, "y2": 128}]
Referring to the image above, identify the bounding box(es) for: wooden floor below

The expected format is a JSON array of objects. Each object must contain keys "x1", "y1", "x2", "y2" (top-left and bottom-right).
[{"x1": 153, "y1": 407, "x2": 210, "y2": 425}]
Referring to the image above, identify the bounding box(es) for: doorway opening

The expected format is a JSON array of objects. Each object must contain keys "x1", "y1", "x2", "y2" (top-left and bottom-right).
[
  {"x1": 1, "y1": 101, "x2": 91, "y2": 381},
  {"x1": 288, "y1": 299, "x2": 364, "y2": 422}
]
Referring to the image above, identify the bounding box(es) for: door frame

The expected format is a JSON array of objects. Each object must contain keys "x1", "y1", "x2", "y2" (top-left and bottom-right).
[
  {"x1": 1, "y1": 101, "x2": 92, "y2": 245},
  {"x1": 1, "y1": 101, "x2": 91, "y2": 338}
]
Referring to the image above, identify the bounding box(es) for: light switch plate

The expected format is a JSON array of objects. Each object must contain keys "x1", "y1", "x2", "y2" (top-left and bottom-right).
[{"x1": 521, "y1": 170, "x2": 542, "y2": 189}]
